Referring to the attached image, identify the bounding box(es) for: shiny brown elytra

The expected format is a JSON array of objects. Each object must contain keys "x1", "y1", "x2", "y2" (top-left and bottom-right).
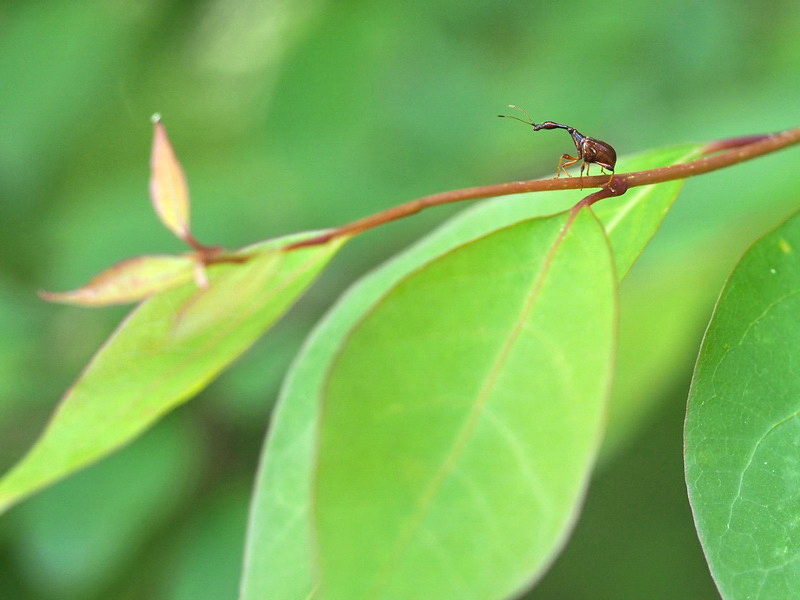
[{"x1": 498, "y1": 105, "x2": 617, "y2": 186}]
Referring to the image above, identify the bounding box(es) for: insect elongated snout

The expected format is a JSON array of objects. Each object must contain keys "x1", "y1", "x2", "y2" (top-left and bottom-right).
[{"x1": 533, "y1": 121, "x2": 560, "y2": 131}]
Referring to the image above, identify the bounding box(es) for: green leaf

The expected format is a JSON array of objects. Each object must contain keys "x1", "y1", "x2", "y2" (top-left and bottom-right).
[
  {"x1": 314, "y1": 209, "x2": 616, "y2": 599},
  {"x1": 686, "y1": 210, "x2": 800, "y2": 600},
  {"x1": 0, "y1": 236, "x2": 342, "y2": 515},
  {"x1": 241, "y1": 143, "x2": 704, "y2": 599}
]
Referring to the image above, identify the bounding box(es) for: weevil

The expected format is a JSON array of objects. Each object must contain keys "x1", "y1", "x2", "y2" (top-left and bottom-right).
[{"x1": 498, "y1": 105, "x2": 616, "y2": 186}]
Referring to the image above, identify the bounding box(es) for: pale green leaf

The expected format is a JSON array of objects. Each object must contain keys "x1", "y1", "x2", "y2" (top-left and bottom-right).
[
  {"x1": 39, "y1": 254, "x2": 196, "y2": 306},
  {"x1": 0, "y1": 236, "x2": 343, "y2": 514},
  {"x1": 686, "y1": 210, "x2": 800, "y2": 599},
  {"x1": 314, "y1": 209, "x2": 616, "y2": 599},
  {"x1": 240, "y1": 143, "x2": 704, "y2": 600}
]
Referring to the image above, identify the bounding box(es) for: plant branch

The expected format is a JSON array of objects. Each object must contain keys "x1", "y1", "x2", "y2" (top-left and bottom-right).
[{"x1": 286, "y1": 127, "x2": 800, "y2": 250}]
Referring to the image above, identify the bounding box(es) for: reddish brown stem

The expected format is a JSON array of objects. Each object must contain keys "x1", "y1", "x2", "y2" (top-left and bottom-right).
[
  {"x1": 702, "y1": 134, "x2": 770, "y2": 154},
  {"x1": 204, "y1": 253, "x2": 251, "y2": 265},
  {"x1": 286, "y1": 127, "x2": 800, "y2": 251},
  {"x1": 183, "y1": 232, "x2": 219, "y2": 254},
  {"x1": 181, "y1": 233, "x2": 253, "y2": 266}
]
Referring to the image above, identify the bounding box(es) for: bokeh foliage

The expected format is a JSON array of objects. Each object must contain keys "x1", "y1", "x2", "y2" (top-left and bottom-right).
[{"x1": 1, "y1": 1, "x2": 799, "y2": 598}]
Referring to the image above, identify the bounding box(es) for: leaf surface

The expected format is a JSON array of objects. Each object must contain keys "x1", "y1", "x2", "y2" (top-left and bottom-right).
[
  {"x1": 314, "y1": 209, "x2": 616, "y2": 599},
  {"x1": 0, "y1": 236, "x2": 342, "y2": 514},
  {"x1": 240, "y1": 143, "x2": 705, "y2": 599},
  {"x1": 686, "y1": 210, "x2": 800, "y2": 599}
]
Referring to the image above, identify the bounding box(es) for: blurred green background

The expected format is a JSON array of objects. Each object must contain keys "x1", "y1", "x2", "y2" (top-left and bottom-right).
[{"x1": 1, "y1": 1, "x2": 799, "y2": 598}]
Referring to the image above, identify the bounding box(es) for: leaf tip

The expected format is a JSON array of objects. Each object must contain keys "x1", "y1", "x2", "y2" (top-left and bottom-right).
[
  {"x1": 37, "y1": 289, "x2": 88, "y2": 307},
  {"x1": 37, "y1": 289, "x2": 60, "y2": 303}
]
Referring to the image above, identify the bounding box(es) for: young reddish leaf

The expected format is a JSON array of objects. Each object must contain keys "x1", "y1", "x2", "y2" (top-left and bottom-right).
[
  {"x1": 150, "y1": 115, "x2": 191, "y2": 242},
  {"x1": 39, "y1": 255, "x2": 197, "y2": 306}
]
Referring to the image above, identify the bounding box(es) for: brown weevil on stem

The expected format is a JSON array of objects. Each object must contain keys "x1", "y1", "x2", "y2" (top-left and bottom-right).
[{"x1": 498, "y1": 105, "x2": 617, "y2": 186}]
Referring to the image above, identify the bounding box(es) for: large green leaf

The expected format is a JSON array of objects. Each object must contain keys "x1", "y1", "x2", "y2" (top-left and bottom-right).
[
  {"x1": 240, "y1": 143, "x2": 704, "y2": 599},
  {"x1": 685, "y1": 210, "x2": 800, "y2": 599},
  {"x1": 314, "y1": 209, "x2": 616, "y2": 599},
  {"x1": 0, "y1": 236, "x2": 342, "y2": 515}
]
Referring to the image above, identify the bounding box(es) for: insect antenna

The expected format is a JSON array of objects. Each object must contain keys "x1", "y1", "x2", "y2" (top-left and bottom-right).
[{"x1": 497, "y1": 104, "x2": 536, "y2": 125}]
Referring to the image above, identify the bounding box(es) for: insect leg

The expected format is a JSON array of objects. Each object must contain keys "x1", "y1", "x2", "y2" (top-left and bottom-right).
[
  {"x1": 580, "y1": 160, "x2": 592, "y2": 189},
  {"x1": 557, "y1": 154, "x2": 580, "y2": 178}
]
